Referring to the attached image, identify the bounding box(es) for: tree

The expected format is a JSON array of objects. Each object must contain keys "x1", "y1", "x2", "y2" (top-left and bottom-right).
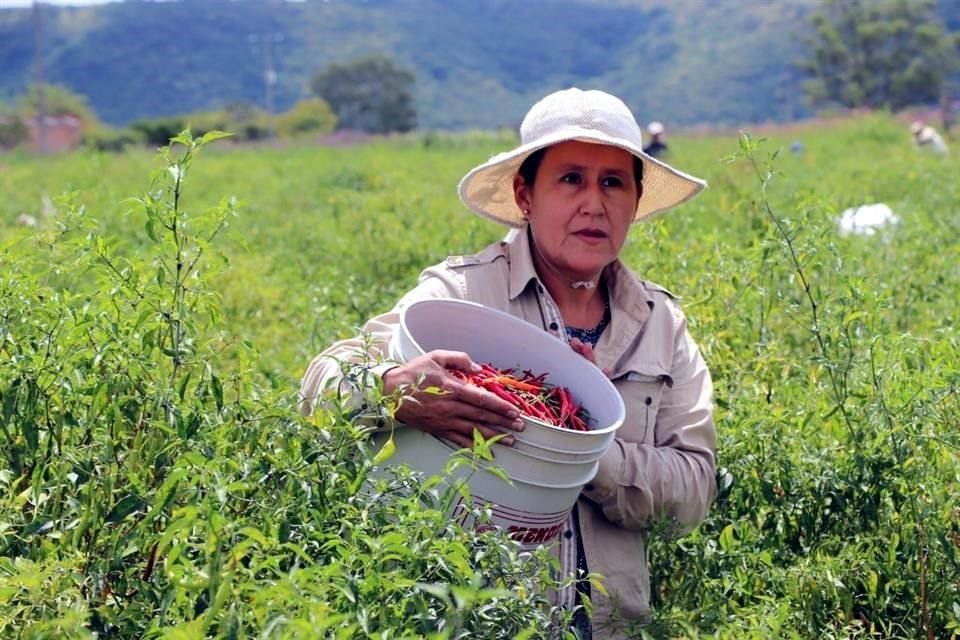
[
  {"x1": 0, "y1": 103, "x2": 30, "y2": 149},
  {"x1": 274, "y1": 98, "x2": 337, "y2": 138},
  {"x1": 309, "y1": 55, "x2": 416, "y2": 134},
  {"x1": 17, "y1": 83, "x2": 100, "y2": 129},
  {"x1": 800, "y1": 0, "x2": 960, "y2": 115}
]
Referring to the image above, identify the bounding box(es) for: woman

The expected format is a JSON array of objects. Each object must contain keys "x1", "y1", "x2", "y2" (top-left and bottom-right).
[{"x1": 299, "y1": 88, "x2": 717, "y2": 639}]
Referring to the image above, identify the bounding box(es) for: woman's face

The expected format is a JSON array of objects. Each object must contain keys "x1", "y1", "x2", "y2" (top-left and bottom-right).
[{"x1": 514, "y1": 140, "x2": 640, "y2": 280}]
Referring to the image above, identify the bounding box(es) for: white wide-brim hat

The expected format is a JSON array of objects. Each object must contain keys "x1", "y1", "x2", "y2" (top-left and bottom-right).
[{"x1": 458, "y1": 87, "x2": 707, "y2": 228}]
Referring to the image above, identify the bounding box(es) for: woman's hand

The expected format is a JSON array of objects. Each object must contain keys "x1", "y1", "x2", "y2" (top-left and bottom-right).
[
  {"x1": 570, "y1": 337, "x2": 613, "y2": 378},
  {"x1": 381, "y1": 349, "x2": 526, "y2": 449}
]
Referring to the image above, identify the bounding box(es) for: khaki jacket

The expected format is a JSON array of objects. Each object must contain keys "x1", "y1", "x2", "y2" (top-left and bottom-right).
[{"x1": 299, "y1": 229, "x2": 717, "y2": 639}]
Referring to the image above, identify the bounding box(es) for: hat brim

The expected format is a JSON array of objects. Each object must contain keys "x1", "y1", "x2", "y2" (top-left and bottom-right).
[{"x1": 458, "y1": 129, "x2": 707, "y2": 228}]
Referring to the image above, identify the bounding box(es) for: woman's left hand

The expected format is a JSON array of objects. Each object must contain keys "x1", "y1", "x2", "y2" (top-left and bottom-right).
[{"x1": 570, "y1": 337, "x2": 613, "y2": 378}]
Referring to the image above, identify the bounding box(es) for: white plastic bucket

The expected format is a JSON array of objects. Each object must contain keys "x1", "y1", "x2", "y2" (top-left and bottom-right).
[
  {"x1": 371, "y1": 427, "x2": 596, "y2": 549},
  {"x1": 389, "y1": 298, "x2": 626, "y2": 454},
  {"x1": 372, "y1": 298, "x2": 626, "y2": 546}
]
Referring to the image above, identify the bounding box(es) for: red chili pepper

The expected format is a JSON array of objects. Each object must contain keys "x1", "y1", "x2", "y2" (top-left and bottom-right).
[
  {"x1": 557, "y1": 387, "x2": 569, "y2": 427},
  {"x1": 450, "y1": 362, "x2": 590, "y2": 431},
  {"x1": 570, "y1": 413, "x2": 590, "y2": 431},
  {"x1": 484, "y1": 381, "x2": 518, "y2": 403},
  {"x1": 487, "y1": 376, "x2": 542, "y2": 393},
  {"x1": 536, "y1": 396, "x2": 559, "y2": 424}
]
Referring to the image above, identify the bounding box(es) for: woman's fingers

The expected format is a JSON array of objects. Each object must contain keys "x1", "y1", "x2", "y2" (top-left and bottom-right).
[
  {"x1": 570, "y1": 338, "x2": 613, "y2": 377},
  {"x1": 403, "y1": 394, "x2": 521, "y2": 438},
  {"x1": 382, "y1": 350, "x2": 474, "y2": 394},
  {"x1": 570, "y1": 337, "x2": 595, "y2": 363},
  {"x1": 424, "y1": 349, "x2": 482, "y2": 373},
  {"x1": 392, "y1": 387, "x2": 522, "y2": 444},
  {"x1": 380, "y1": 348, "x2": 530, "y2": 445},
  {"x1": 454, "y1": 397, "x2": 524, "y2": 431},
  {"x1": 409, "y1": 373, "x2": 523, "y2": 430},
  {"x1": 451, "y1": 382, "x2": 524, "y2": 429}
]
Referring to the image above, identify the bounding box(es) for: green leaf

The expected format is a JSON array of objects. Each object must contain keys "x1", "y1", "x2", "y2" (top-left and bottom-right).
[
  {"x1": 105, "y1": 493, "x2": 147, "y2": 524},
  {"x1": 157, "y1": 507, "x2": 199, "y2": 557},
  {"x1": 199, "y1": 130, "x2": 233, "y2": 144},
  {"x1": 145, "y1": 217, "x2": 161, "y2": 242},
  {"x1": 416, "y1": 582, "x2": 451, "y2": 603},
  {"x1": 211, "y1": 374, "x2": 223, "y2": 411},
  {"x1": 866, "y1": 570, "x2": 878, "y2": 599},
  {"x1": 22, "y1": 518, "x2": 52, "y2": 537},
  {"x1": 177, "y1": 370, "x2": 193, "y2": 401},
  {"x1": 372, "y1": 436, "x2": 396, "y2": 464},
  {"x1": 170, "y1": 130, "x2": 194, "y2": 146},
  {"x1": 238, "y1": 526, "x2": 271, "y2": 548},
  {"x1": 843, "y1": 310, "x2": 867, "y2": 325},
  {"x1": 142, "y1": 468, "x2": 187, "y2": 529},
  {"x1": 589, "y1": 573, "x2": 609, "y2": 597},
  {"x1": 718, "y1": 523, "x2": 737, "y2": 552}
]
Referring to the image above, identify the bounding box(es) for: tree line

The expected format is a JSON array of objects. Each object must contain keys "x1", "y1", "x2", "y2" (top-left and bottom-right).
[
  {"x1": 802, "y1": 0, "x2": 960, "y2": 129},
  {"x1": 2, "y1": 0, "x2": 959, "y2": 152},
  {"x1": 316, "y1": 2, "x2": 960, "y2": 133}
]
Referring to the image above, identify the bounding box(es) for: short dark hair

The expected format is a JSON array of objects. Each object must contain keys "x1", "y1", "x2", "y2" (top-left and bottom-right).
[{"x1": 517, "y1": 147, "x2": 644, "y2": 192}]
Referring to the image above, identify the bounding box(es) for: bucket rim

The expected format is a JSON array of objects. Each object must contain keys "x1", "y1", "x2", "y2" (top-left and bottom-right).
[
  {"x1": 500, "y1": 439, "x2": 609, "y2": 464},
  {"x1": 492, "y1": 426, "x2": 612, "y2": 456},
  {"x1": 521, "y1": 414, "x2": 622, "y2": 436}
]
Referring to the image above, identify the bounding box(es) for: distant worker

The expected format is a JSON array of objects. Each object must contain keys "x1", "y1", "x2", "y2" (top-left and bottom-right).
[
  {"x1": 910, "y1": 120, "x2": 949, "y2": 154},
  {"x1": 642, "y1": 121, "x2": 668, "y2": 159}
]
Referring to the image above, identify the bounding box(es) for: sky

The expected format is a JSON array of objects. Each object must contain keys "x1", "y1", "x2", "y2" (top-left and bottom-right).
[{"x1": 0, "y1": 0, "x2": 121, "y2": 6}]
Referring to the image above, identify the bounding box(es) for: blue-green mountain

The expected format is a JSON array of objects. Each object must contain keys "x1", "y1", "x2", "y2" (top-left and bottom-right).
[{"x1": 0, "y1": 0, "x2": 955, "y2": 129}]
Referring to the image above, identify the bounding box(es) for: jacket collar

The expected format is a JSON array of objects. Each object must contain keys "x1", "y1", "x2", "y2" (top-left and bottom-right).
[{"x1": 506, "y1": 226, "x2": 540, "y2": 301}]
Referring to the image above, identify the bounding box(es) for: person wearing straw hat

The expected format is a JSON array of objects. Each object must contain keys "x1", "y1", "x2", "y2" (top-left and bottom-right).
[{"x1": 299, "y1": 87, "x2": 717, "y2": 638}]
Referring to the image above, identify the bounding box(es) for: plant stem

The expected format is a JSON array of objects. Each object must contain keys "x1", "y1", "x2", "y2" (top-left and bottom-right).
[{"x1": 744, "y1": 142, "x2": 857, "y2": 441}]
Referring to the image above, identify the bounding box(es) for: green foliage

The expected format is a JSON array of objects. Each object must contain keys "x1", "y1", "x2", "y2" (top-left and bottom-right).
[
  {"x1": 0, "y1": 131, "x2": 567, "y2": 638},
  {"x1": 0, "y1": 0, "x2": 854, "y2": 129},
  {"x1": 219, "y1": 102, "x2": 272, "y2": 141},
  {"x1": 802, "y1": 0, "x2": 960, "y2": 110},
  {"x1": 310, "y1": 55, "x2": 417, "y2": 134},
  {"x1": 81, "y1": 124, "x2": 142, "y2": 153},
  {"x1": 631, "y1": 121, "x2": 960, "y2": 638},
  {"x1": 274, "y1": 98, "x2": 337, "y2": 139},
  {"x1": 131, "y1": 106, "x2": 271, "y2": 147},
  {"x1": 130, "y1": 116, "x2": 190, "y2": 148},
  {"x1": 17, "y1": 83, "x2": 100, "y2": 129},
  {"x1": 185, "y1": 103, "x2": 273, "y2": 142},
  {"x1": 1, "y1": 114, "x2": 959, "y2": 637},
  {"x1": 0, "y1": 111, "x2": 29, "y2": 149}
]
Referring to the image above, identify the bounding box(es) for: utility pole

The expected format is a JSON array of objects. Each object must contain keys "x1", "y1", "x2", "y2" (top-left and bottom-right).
[
  {"x1": 264, "y1": 28, "x2": 276, "y2": 138},
  {"x1": 32, "y1": 0, "x2": 47, "y2": 154},
  {"x1": 248, "y1": 29, "x2": 282, "y2": 139}
]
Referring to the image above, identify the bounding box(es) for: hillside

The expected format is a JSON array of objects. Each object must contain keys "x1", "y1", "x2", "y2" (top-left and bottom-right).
[{"x1": 0, "y1": 0, "x2": 954, "y2": 130}]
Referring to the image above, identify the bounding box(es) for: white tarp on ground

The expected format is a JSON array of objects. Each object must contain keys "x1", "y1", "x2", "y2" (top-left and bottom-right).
[{"x1": 838, "y1": 203, "x2": 899, "y2": 236}]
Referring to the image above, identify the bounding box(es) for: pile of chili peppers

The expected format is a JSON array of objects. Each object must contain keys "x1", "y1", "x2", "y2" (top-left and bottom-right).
[{"x1": 450, "y1": 362, "x2": 591, "y2": 431}]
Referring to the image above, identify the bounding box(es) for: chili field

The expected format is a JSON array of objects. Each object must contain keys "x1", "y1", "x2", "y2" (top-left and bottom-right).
[{"x1": 1, "y1": 117, "x2": 958, "y2": 638}]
